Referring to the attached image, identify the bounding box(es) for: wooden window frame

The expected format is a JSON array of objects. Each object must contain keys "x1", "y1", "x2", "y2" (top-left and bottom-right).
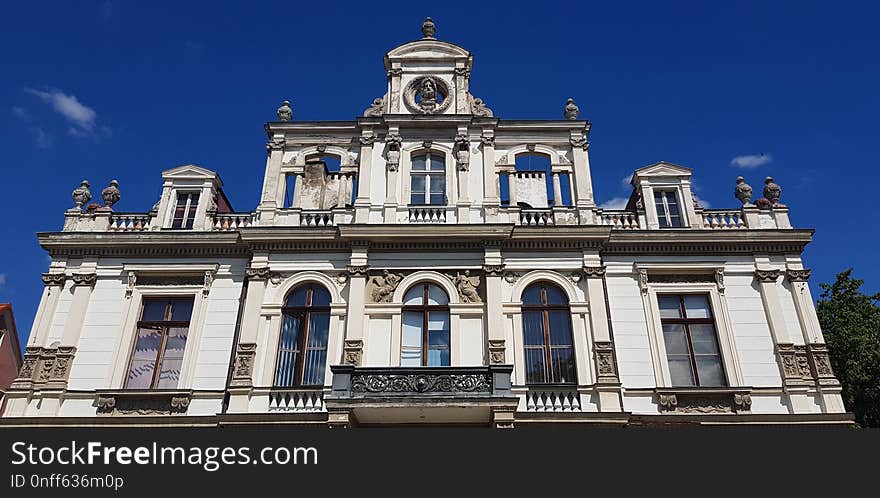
[
  {"x1": 410, "y1": 152, "x2": 446, "y2": 206},
  {"x1": 401, "y1": 283, "x2": 450, "y2": 366},
  {"x1": 171, "y1": 191, "x2": 200, "y2": 229},
  {"x1": 658, "y1": 293, "x2": 728, "y2": 387},
  {"x1": 521, "y1": 282, "x2": 577, "y2": 385},
  {"x1": 124, "y1": 297, "x2": 194, "y2": 390},
  {"x1": 274, "y1": 285, "x2": 331, "y2": 387},
  {"x1": 654, "y1": 189, "x2": 683, "y2": 228}
]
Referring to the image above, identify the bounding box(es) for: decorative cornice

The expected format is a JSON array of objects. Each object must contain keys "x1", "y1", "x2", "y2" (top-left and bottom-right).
[
  {"x1": 755, "y1": 269, "x2": 781, "y2": 283},
  {"x1": 785, "y1": 269, "x2": 811, "y2": 282}
]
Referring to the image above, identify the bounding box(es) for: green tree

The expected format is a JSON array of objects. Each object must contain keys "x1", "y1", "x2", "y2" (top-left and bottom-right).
[{"x1": 816, "y1": 269, "x2": 880, "y2": 427}]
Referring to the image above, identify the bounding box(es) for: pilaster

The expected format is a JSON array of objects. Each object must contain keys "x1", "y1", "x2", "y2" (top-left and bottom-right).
[{"x1": 355, "y1": 130, "x2": 375, "y2": 223}]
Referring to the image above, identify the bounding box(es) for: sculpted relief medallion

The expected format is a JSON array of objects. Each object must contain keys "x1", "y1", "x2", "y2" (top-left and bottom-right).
[{"x1": 403, "y1": 76, "x2": 452, "y2": 115}]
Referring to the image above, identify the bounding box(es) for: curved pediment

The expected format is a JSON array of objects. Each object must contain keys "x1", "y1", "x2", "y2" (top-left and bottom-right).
[{"x1": 385, "y1": 39, "x2": 472, "y2": 62}]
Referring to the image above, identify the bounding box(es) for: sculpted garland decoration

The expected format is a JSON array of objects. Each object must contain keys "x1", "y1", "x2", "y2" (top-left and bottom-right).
[{"x1": 351, "y1": 373, "x2": 491, "y2": 394}]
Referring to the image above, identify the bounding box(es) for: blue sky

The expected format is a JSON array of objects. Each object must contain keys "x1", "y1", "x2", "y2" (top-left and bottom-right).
[{"x1": 2, "y1": 1, "x2": 878, "y2": 346}]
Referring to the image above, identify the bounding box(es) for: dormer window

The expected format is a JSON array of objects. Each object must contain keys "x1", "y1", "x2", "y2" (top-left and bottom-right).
[
  {"x1": 654, "y1": 190, "x2": 683, "y2": 228},
  {"x1": 172, "y1": 192, "x2": 200, "y2": 229},
  {"x1": 410, "y1": 152, "x2": 445, "y2": 205}
]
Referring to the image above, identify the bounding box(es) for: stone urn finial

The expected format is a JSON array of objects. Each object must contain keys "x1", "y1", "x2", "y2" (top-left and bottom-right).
[
  {"x1": 102, "y1": 179, "x2": 121, "y2": 208},
  {"x1": 734, "y1": 176, "x2": 753, "y2": 206},
  {"x1": 763, "y1": 176, "x2": 782, "y2": 206},
  {"x1": 71, "y1": 180, "x2": 91, "y2": 209},
  {"x1": 276, "y1": 100, "x2": 293, "y2": 122},
  {"x1": 564, "y1": 98, "x2": 580, "y2": 120},
  {"x1": 422, "y1": 17, "x2": 436, "y2": 39}
]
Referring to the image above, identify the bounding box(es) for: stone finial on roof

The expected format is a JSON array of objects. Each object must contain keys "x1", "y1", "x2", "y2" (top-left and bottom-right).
[
  {"x1": 734, "y1": 176, "x2": 753, "y2": 206},
  {"x1": 763, "y1": 176, "x2": 782, "y2": 206},
  {"x1": 102, "y1": 179, "x2": 121, "y2": 208},
  {"x1": 422, "y1": 17, "x2": 436, "y2": 39},
  {"x1": 72, "y1": 180, "x2": 91, "y2": 210}
]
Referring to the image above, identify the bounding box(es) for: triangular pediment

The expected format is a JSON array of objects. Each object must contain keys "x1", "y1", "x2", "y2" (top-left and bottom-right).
[
  {"x1": 162, "y1": 164, "x2": 222, "y2": 185},
  {"x1": 633, "y1": 161, "x2": 692, "y2": 180}
]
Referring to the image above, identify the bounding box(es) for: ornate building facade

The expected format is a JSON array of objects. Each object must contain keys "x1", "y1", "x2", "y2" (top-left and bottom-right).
[{"x1": 2, "y1": 20, "x2": 849, "y2": 427}]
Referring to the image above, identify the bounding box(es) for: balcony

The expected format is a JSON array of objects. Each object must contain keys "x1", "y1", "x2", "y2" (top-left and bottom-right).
[{"x1": 325, "y1": 365, "x2": 517, "y2": 426}]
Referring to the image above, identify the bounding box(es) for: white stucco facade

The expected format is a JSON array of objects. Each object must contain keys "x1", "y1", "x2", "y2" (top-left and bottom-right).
[{"x1": 2, "y1": 19, "x2": 848, "y2": 427}]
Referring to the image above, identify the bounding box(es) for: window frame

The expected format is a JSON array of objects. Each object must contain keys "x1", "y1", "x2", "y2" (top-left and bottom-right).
[
  {"x1": 409, "y1": 152, "x2": 447, "y2": 206},
  {"x1": 400, "y1": 283, "x2": 451, "y2": 367},
  {"x1": 521, "y1": 282, "x2": 577, "y2": 385},
  {"x1": 171, "y1": 191, "x2": 201, "y2": 229},
  {"x1": 124, "y1": 296, "x2": 195, "y2": 390},
  {"x1": 657, "y1": 293, "x2": 728, "y2": 387},
  {"x1": 274, "y1": 284, "x2": 332, "y2": 387},
  {"x1": 654, "y1": 189, "x2": 684, "y2": 228}
]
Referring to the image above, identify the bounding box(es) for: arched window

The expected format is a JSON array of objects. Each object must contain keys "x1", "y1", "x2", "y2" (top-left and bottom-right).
[
  {"x1": 410, "y1": 152, "x2": 446, "y2": 205},
  {"x1": 521, "y1": 282, "x2": 576, "y2": 384},
  {"x1": 274, "y1": 284, "x2": 331, "y2": 386},
  {"x1": 401, "y1": 283, "x2": 450, "y2": 366}
]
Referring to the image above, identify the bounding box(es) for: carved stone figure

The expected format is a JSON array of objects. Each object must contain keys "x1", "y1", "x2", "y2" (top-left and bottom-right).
[
  {"x1": 101, "y1": 179, "x2": 121, "y2": 208},
  {"x1": 276, "y1": 100, "x2": 293, "y2": 122},
  {"x1": 386, "y1": 147, "x2": 400, "y2": 171},
  {"x1": 71, "y1": 180, "x2": 91, "y2": 209},
  {"x1": 420, "y1": 78, "x2": 437, "y2": 105},
  {"x1": 371, "y1": 270, "x2": 402, "y2": 303},
  {"x1": 454, "y1": 270, "x2": 481, "y2": 303},
  {"x1": 472, "y1": 98, "x2": 493, "y2": 117},
  {"x1": 364, "y1": 97, "x2": 384, "y2": 117},
  {"x1": 763, "y1": 176, "x2": 782, "y2": 205},
  {"x1": 421, "y1": 17, "x2": 436, "y2": 39},
  {"x1": 564, "y1": 98, "x2": 579, "y2": 120},
  {"x1": 734, "y1": 176, "x2": 753, "y2": 206}
]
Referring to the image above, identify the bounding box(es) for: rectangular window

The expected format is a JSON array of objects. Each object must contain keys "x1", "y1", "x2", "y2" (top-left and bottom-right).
[
  {"x1": 658, "y1": 294, "x2": 727, "y2": 387},
  {"x1": 125, "y1": 297, "x2": 194, "y2": 389},
  {"x1": 410, "y1": 153, "x2": 446, "y2": 205},
  {"x1": 171, "y1": 192, "x2": 200, "y2": 229},
  {"x1": 654, "y1": 190, "x2": 683, "y2": 228}
]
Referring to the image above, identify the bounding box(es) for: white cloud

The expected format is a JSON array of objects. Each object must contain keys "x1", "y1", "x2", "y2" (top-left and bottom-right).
[
  {"x1": 694, "y1": 195, "x2": 711, "y2": 208},
  {"x1": 599, "y1": 197, "x2": 629, "y2": 210},
  {"x1": 11, "y1": 106, "x2": 30, "y2": 120},
  {"x1": 26, "y1": 88, "x2": 97, "y2": 132},
  {"x1": 731, "y1": 153, "x2": 771, "y2": 168},
  {"x1": 621, "y1": 174, "x2": 633, "y2": 188}
]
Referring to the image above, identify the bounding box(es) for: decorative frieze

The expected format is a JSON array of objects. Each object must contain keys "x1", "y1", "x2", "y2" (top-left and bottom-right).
[
  {"x1": 351, "y1": 373, "x2": 491, "y2": 394},
  {"x1": 488, "y1": 339, "x2": 506, "y2": 364},
  {"x1": 754, "y1": 269, "x2": 781, "y2": 283},
  {"x1": 343, "y1": 339, "x2": 364, "y2": 366},
  {"x1": 369, "y1": 270, "x2": 403, "y2": 303},
  {"x1": 785, "y1": 269, "x2": 811, "y2": 282},
  {"x1": 656, "y1": 389, "x2": 752, "y2": 414},
  {"x1": 451, "y1": 271, "x2": 481, "y2": 303},
  {"x1": 776, "y1": 343, "x2": 814, "y2": 384},
  {"x1": 95, "y1": 391, "x2": 192, "y2": 416},
  {"x1": 14, "y1": 346, "x2": 76, "y2": 387}
]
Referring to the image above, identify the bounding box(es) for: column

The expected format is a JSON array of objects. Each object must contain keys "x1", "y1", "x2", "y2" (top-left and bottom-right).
[
  {"x1": 483, "y1": 240, "x2": 506, "y2": 365},
  {"x1": 754, "y1": 266, "x2": 812, "y2": 413},
  {"x1": 455, "y1": 131, "x2": 471, "y2": 222},
  {"x1": 784, "y1": 266, "x2": 845, "y2": 413},
  {"x1": 480, "y1": 134, "x2": 499, "y2": 222},
  {"x1": 570, "y1": 131, "x2": 596, "y2": 224},
  {"x1": 227, "y1": 260, "x2": 269, "y2": 414},
  {"x1": 583, "y1": 252, "x2": 622, "y2": 412},
  {"x1": 344, "y1": 241, "x2": 369, "y2": 365},
  {"x1": 259, "y1": 135, "x2": 286, "y2": 224},
  {"x1": 552, "y1": 171, "x2": 563, "y2": 207},
  {"x1": 383, "y1": 131, "x2": 400, "y2": 223},
  {"x1": 354, "y1": 132, "x2": 375, "y2": 223}
]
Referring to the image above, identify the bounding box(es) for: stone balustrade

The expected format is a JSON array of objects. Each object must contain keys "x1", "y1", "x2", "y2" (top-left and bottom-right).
[
  {"x1": 301, "y1": 210, "x2": 335, "y2": 227},
  {"x1": 597, "y1": 210, "x2": 641, "y2": 229},
  {"x1": 212, "y1": 213, "x2": 255, "y2": 231},
  {"x1": 521, "y1": 387, "x2": 583, "y2": 412},
  {"x1": 702, "y1": 209, "x2": 746, "y2": 229},
  {"x1": 408, "y1": 206, "x2": 447, "y2": 223},
  {"x1": 108, "y1": 213, "x2": 152, "y2": 232},
  {"x1": 268, "y1": 388, "x2": 326, "y2": 412},
  {"x1": 519, "y1": 208, "x2": 554, "y2": 226}
]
